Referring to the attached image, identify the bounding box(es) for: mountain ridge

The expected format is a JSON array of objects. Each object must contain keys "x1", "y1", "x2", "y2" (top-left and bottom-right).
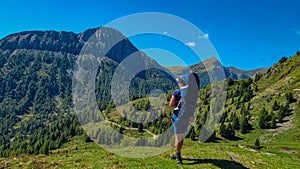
[
  {"x1": 166, "y1": 57, "x2": 267, "y2": 80},
  {"x1": 1, "y1": 29, "x2": 267, "y2": 78}
]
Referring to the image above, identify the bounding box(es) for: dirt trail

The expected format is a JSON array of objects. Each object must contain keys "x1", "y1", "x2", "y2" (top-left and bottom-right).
[{"x1": 105, "y1": 119, "x2": 158, "y2": 139}]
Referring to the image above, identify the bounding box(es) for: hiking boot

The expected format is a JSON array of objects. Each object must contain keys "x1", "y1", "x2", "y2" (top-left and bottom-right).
[
  {"x1": 170, "y1": 154, "x2": 177, "y2": 160},
  {"x1": 171, "y1": 152, "x2": 183, "y2": 164},
  {"x1": 176, "y1": 155, "x2": 183, "y2": 165}
]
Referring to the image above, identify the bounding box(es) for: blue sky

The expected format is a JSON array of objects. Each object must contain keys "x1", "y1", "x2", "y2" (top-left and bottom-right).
[{"x1": 0, "y1": 0, "x2": 299, "y2": 70}]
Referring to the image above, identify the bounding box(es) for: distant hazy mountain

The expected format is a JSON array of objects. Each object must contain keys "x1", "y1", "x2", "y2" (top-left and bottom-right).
[
  {"x1": 166, "y1": 57, "x2": 267, "y2": 87},
  {"x1": 224, "y1": 66, "x2": 267, "y2": 79}
]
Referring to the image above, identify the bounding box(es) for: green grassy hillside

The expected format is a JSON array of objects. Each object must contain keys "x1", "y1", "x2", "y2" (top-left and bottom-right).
[{"x1": 1, "y1": 113, "x2": 300, "y2": 169}]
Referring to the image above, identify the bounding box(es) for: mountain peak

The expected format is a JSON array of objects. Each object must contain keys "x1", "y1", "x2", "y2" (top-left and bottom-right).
[
  {"x1": 203, "y1": 57, "x2": 218, "y2": 63},
  {"x1": 0, "y1": 27, "x2": 127, "y2": 56}
]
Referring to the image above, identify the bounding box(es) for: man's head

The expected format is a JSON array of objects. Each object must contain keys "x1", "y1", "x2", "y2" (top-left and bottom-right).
[
  {"x1": 176, "y1": 75, "x2": 188, "y2": 87},
  {"x1": 176, "y1": 73, "x2": 200, "y2": 88}
]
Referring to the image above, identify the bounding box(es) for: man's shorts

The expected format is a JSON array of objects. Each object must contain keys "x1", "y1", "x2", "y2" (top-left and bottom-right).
[{"x1": 172, "y1": 114, "x2": 189, "y2": 134}]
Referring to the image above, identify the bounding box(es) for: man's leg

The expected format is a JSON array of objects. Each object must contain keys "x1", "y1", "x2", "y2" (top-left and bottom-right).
[
  {"x1": 174, "y1": 133, "x2": 184, "y2": 164},
  {"x1": 175, "y1": 133, "x2": 184, "y2": 153}
]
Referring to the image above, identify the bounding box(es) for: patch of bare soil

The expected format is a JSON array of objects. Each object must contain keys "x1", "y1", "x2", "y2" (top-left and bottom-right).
[{"x1": 279, "y1": 148, "x2": 298, "y2": 154}]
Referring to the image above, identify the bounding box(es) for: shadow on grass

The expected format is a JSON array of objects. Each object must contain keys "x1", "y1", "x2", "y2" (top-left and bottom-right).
[
  {"x1": 281, "y1": 119, "x2": 289, "y2": 123},
  {"x1": 223, "y1": 136, "x2": 243, "y2": 141},
  {"x1": 193, "y1": 135, "x2": 243, "y2": 143},
  {"x1": 191, "y1": 137, "x2": 222, "y2": 143},
  {"x1": 204, "y1": 137, "x2": 223, "y2": 143},
  {"x1": 183, "y1": 158, "x2": 249, "y2": 169}
]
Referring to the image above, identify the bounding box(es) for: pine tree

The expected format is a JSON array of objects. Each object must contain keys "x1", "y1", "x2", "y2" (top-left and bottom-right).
[
  {"x1": 227, "y1": 78, "x2": 234, "y2": 86},
  {"x1": 231, "y1": 97, "x2": 234, "y2": 104},
  {"x1": 236, "y1": 101, "x2": 241, "y2": 109},
  {"x1": 240, "y1": 114, "x2": 249, "y2": 134},
  {"x1": 255, "y1": 85, "x2": 258, "y2": 92},
  {"x1": 286, "y1": 92, "x2": 294, "y2": 104},
  {"x1": 246, "y1": 103, "x2": 251, "y2": 111},
  {"x1": 220, "y1": 123, "x2": 235, "y2": 139},
  {"x1": 254, "y1": 138, "x2": 260, "y2": 150},
  {"x1": 277, "y1": 106, "x2": 286, "y2": 123},
  {"x1": 270, "y1": 113, "x2": 277, "y2": 128},
  {"x1": 258, "y1": 108, "x2": 268, "y2": 129},
  {"x1": 188, "y1": 127, "x2": 196, "y2": 140},
  {"x1": 226, "y1": 123, "x2": 235, "y2": 138},
  {"x1": 232, "y1": 114, "x2": 240, "y2": 130},
  {"x1": 279, "y1": 56, "x2": 287, "y2": 64},
  {"x1": 119, "y1": 127, "x2": 124, "y2": 134},
  {"x1": 272, "y1": 100, "x2": 280, "y2": 111},
  {"x1": 138, "y1": 123, "x2": 143, "y2": 133},
  {"x1": 254, "y1": 73, "x2": 262, "y2": 82},
  {"x1": 219, "y1": 123, "x2": 227, "y2": 138},
  {"x1": 40, "y1": 144, "x2": 49, "y2": 155}
]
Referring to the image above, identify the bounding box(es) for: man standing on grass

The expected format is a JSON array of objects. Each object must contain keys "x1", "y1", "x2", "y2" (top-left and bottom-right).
[{"x1": 169, "y1": 72, "x2": 200, "y2": 164}]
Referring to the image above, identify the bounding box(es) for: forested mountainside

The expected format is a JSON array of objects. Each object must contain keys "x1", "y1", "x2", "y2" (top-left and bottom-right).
[{"x1": 0, "y1": 27, "x2": 176, "y2": 156}]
